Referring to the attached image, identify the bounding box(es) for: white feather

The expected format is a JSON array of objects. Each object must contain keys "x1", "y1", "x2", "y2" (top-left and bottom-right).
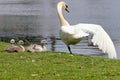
[{"x1": 74, "y1": 24, "x2": 117, "y2": 59}]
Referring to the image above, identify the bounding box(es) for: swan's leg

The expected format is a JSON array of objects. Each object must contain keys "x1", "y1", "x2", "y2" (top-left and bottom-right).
[
  {"x1": 67, "y1": 45, "x2": 72, "y2": 54},
  {"x1": 88, "y1": 39, "x2": 93, "y2": 46},
  {"x1": 88, "y1": 36, "x2": 93, "y2": 46}
]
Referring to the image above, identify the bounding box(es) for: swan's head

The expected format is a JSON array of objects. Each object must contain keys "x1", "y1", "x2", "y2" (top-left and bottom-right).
[
  {"x1": 58, "y1": 1, "x2": 69, "y2": 13},
  {"x1": 18, "y1": 40, "x2": 24, "y2": 45},
  {"x1": 41, "y1": 40, "x2": 47, "y2": 45},
  {"x1": 10, "y1": 39, "x2": 15, "y2": 44}
]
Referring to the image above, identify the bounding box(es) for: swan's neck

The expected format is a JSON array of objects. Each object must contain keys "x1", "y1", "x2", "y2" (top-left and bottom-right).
[
  {"x1": 57, "y1": 5, "x2": 69, "y2": 26},
  {"x1": 19, "y1": 45, "x2": 25, "y2": 51},
  {"x1": 41, "y1": 44, "x2": 44, "y2": 48}
]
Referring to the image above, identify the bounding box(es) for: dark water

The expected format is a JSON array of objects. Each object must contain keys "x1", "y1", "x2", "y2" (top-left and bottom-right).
[{"x1": 0, "y1": 0, "x2": 120, "y2": 58}]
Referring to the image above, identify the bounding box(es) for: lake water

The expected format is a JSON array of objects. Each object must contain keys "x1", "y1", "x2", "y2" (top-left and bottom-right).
[{"x1": 0, "y1": 0, "x2": 120, "y2": 59}]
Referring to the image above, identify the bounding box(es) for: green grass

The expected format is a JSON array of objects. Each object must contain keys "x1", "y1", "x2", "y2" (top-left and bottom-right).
[{"x1": 0, "y1": 42, "x2": 120, "y2": 80}]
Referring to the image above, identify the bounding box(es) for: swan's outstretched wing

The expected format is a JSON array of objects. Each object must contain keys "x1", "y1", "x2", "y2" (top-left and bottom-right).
[{"x1": 74, "y1": 23, "x2": 117, "y2": 59}]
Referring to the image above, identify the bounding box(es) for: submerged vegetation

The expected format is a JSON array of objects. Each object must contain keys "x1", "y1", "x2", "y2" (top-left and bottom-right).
[{"x1": 0, "y1": 42, "x2": 120, "y2": 80}]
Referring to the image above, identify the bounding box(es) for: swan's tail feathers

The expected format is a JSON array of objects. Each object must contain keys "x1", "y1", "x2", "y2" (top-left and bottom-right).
[{"x1": 91, "y1": 26, "x2": 117, "y2": 59}]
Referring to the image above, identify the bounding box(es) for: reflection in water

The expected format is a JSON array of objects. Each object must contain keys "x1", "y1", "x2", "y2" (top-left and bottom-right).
[{"x1": 50, "y1": 35, "x2": 56, "y2": 51}]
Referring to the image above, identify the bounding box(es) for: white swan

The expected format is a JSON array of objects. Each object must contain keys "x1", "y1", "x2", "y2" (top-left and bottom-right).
[
  {"x1": 4, "y1": 39, "x2": 17, "y2": 52},
  {"x1": 14, "y1": 40, "x2": 25, "y2": 52},
  {"x1": 27, "y1": 44, "x2": 36, "y2": 53},
  {"x1": 27, "y1": 40, "x2": 47, "y2": 52},
  {"x1": 5, "y1": 39, "x2": 25, "y2": 52},
  {"x1": 57, "y1": 1, "x2": 117, "y2": 59}
]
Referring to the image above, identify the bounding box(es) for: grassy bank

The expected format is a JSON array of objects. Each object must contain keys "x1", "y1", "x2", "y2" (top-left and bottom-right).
[{"x1": 0, "y1": 42, "x2": 120, "y2": 80}]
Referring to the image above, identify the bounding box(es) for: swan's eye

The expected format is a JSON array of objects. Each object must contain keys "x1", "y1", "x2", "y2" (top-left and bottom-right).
[{"x1": 66, "y1": 5, "x2": 68, "y2": 8}]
